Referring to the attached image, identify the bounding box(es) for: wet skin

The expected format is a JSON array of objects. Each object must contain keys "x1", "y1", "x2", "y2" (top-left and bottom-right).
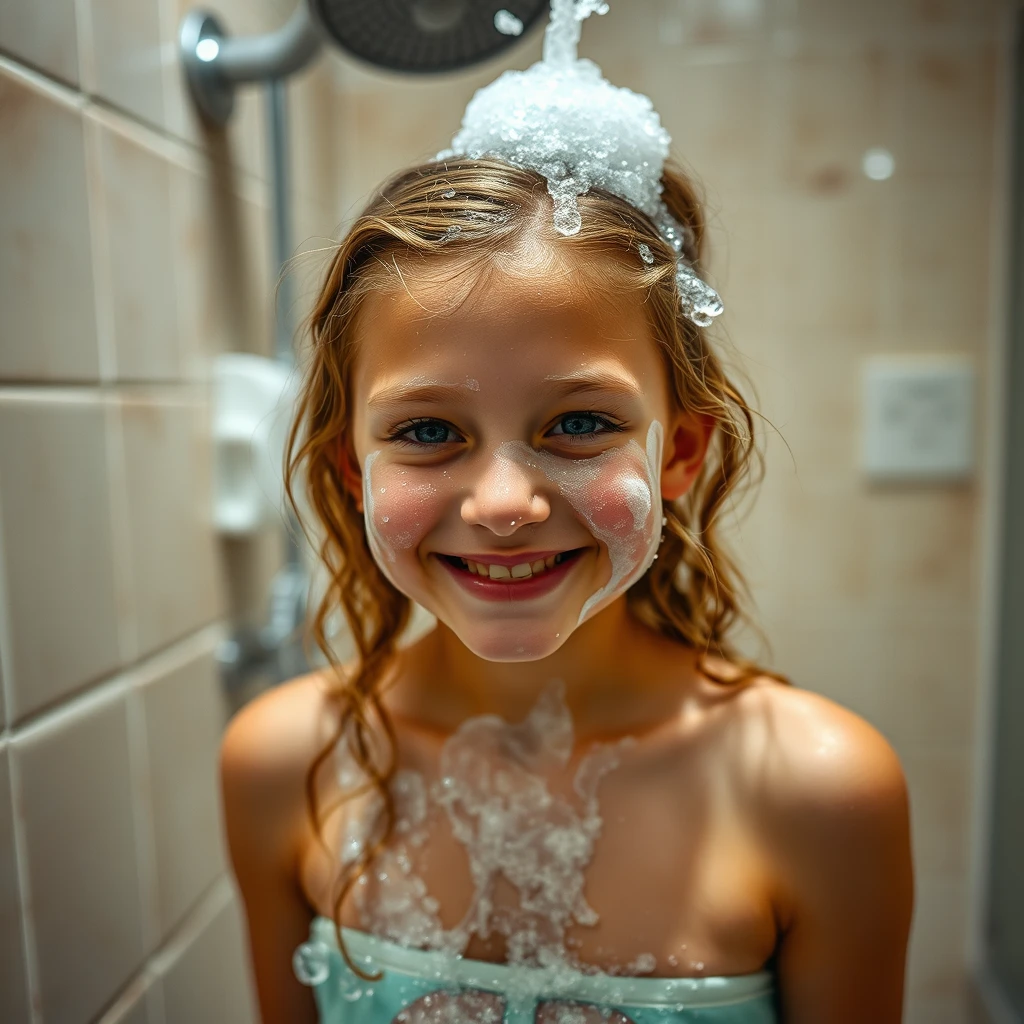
[{"x1": 344, "y1": 257, "x2": 707, "y2": 669}]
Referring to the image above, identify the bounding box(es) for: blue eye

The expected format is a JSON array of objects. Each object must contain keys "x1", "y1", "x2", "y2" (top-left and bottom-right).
[
  {"x1": 411, "y1": 422, "x2": 451, "y2": 444},
  {"x1": 389, "y1": 418, "x2": 461, "y2": 446},
  {"x1": 560, "y1": 414, "x2": 600, "y2": 435},
  {"x1": 548, "y1": 412, "x2": 622, "y2": 441}
]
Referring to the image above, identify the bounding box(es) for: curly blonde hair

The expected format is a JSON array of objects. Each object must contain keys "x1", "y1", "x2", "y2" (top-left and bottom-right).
[{"x1": 284, "y1": 157, "x2": 790, "y2": 977}]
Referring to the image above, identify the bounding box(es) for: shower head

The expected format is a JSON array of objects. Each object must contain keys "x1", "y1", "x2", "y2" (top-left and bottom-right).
[
  {"x1": 313, "y1": 1, "x2": 550, "y2": 74},
  {"x1": 180, "y1": 0, "x2": 548, "y2": 125}
]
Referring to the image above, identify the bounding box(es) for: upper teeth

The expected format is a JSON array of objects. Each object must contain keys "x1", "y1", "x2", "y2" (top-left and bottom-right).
[{"x1": 462, "y1": 554, "x2": 561, "y2": 580}]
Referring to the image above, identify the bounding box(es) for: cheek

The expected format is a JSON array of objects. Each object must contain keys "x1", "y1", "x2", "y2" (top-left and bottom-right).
[
  {"x1": 366, "y1": 462, "x2": 447, "y2": 554},
  {"x1": 563, "y1": 457, "x2": 656, "y2": 556}
]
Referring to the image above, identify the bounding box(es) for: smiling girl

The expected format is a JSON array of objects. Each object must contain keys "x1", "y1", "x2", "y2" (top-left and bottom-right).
[{"x1": 218, "y1": 7, "x2": 913, "y2": 1024}]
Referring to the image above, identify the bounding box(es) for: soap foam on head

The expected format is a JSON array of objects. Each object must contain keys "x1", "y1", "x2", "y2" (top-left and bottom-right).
[
  {"x1": 439, "y1": 0, "x2": 668, "y2": 240},
  {"x1": 437, "y1": 0, "x2": 725, "y2": 327}
]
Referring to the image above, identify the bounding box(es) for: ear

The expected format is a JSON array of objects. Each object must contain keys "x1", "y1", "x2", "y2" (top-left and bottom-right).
[
  {"x1": 333, "y1": 435, "x2": 365, "y2": 513},
  {"x1": 660, "y1": 412, "x2": 716, "y2": 502}
]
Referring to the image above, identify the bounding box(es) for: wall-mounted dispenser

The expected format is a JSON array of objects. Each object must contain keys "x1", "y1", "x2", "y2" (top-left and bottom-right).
[{"x1": 212, "y1": 353, "x2": 297, "y2": 536}]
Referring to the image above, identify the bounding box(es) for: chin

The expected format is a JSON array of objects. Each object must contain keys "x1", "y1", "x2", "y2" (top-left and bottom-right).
[{"x1": 453, "y1": 622, "x2": 572, "y2": 663}]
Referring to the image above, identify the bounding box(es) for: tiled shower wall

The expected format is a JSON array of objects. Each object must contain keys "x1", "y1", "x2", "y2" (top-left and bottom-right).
[
  {"x1": 0, "y1": 0, "x2": 341, "y2": 1019},
  {"x1": 0, "y1": 1, "x2": 1013, "y2": 1023}
]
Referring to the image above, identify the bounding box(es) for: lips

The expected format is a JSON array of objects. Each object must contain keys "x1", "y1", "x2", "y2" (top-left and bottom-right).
[
  {"x1": 446, "y1": 551, "x2": 571, "y2": 581},
  {"x1": 436, "y1": 548, "x2": 586, "y2": 601}
]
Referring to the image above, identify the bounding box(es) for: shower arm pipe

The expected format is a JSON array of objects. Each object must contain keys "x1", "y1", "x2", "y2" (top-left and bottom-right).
[
  {"x1": 181, "y1": 4, "x2": 316, "y2": 680},
  {"x1": 180, "y1": 2, "x2": 323, "y2": 125},
  {"x1": 213, "y1": 3, "x2": 320, "y2": 82}
]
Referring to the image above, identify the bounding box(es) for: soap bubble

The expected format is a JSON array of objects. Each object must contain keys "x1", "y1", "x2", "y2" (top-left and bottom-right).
[
  {"x1": 495, "y1": 10, "x2": 525, "y2": 36},
  {"x1": 292, "y1": 940, "x2": 331, "y2": 986}
]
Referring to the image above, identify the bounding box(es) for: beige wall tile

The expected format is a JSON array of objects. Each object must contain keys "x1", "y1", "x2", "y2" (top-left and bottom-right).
[
  {"x1": 701, "y1": 184, "x2": 772, "y2": 335},
  {"x1": 892, "y1": 180, "x2": 993, "y2": 335},
  {"x1": 757, "y1": 600, "x2": 883, "y2": 701},
  {"x1": 766, "y1": 336, "x2": 872, "y2": 489},
  {"x1": 287, "y1": 59, "x2": 345, "y2": 213},
  {"x1": 88, "y1": 113, "x2": 182, "y2": 381},
  {"x1": 133, "y1": 635, "x2": 230, "y2": 938},
  {"x1": 335, "y1": 67, "x2": 501, "y2": 217},
  {"x1": 777, "y1": 0, "x2": 909, "y2": 45},
  {"x1": 906, "y1": 872, "x2": 969, "y2": 1004},
  {"x1": 0, "y1": 393, "x2": 124, "y2": 721},
  {"x1": 96, "y1": 972, "x2": 158, "y2": 1024},
  {"x1": 11, "y1": 690, "x2": 146, "y2": 1024},
  {"x1": 290, "y1": 194, "x2": 341, "y2": 334},
  {"x1": 900, "y1": 45, "x2": 998, "y2": 179},
  {"x1": 85, "y1": 0, "x2": 165, "y2": 128},
  {"x1": 905, "y1": 0, "x2": 1006, "y2": 41},
  {"x1": 775, "y1": 481, "x2": 876, "y2": 602},
  {"x1": 903, "y1": 747, "x2": 972, "y2": 875},
  {"x1": 169, "y1": 162, "x2": 274, "y2": 364},
  {"x1": 867, "y1": 619, "x2": 979, "y2": 752},
  {"x1": 0, "y1": 742, "x2": 32, "y2": 1024},
  {"x1": 634, "y1": 59, "x2": 774, "y2": 190},
  {"x1": 153, "y1": 879, "x2": 258, "y2": 1024},
  {"x1": 767, "y1": 46, "x2": 901, "y2": 192},
  {"x1": 762, "y1": 184, "x2": 893, "y2": 332},
  {"x1": 0, "y1": 0, "x2": 80, "y2": 85},
  {"x1": 0, "y1": 66, "x2": 101, "y2": 381},
  {"x1": 904, "y1": 994, "x2": 976, "y2": 1024},
  {"x1": 118, "y1": 391, "x2": 224, "y2": 659},
  {"x1": 867, "y1": 488, "x2": 979, "y2": 612}
]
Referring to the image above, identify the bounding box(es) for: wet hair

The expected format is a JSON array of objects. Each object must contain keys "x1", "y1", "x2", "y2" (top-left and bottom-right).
[{"x1": 284, "y1": 157, "x2": 791, "y2": 976}]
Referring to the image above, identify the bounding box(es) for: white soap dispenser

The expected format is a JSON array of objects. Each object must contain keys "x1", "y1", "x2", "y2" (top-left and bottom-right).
[{"x1": 212, "y1": 352, "x2": 298, "y2": 536}]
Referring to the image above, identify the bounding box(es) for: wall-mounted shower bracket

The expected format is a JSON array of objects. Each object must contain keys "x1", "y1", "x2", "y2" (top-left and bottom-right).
[{"x1": 179, "y1": 3, "x2": 322, "y2": 125}]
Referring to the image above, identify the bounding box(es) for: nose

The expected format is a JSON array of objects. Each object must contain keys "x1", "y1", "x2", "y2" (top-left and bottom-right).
[{"x1": 461, "y1": 449, "x2": 551, "y2": 536}]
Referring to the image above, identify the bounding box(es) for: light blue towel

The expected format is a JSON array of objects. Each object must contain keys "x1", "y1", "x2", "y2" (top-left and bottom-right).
[{"x1": 295, "y1": 917, "x2": 777, "y2": 1024}]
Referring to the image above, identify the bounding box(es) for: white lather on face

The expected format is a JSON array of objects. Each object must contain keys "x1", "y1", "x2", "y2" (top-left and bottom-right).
[
  {"x1": 493, "y1": 420, "x2": 664, "y2": 625},
  {"x1": 361, "y1": 420, "x2": 664, "y2": 644}
]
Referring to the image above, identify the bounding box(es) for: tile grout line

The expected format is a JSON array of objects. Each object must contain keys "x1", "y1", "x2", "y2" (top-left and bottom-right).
[
  {"x1": 123, "y1": 680, "x2": 164, "y2": 961},
  {"x1": 6, "y1": 749, "x2": 43, "y2": 1024},
  {"x1": 104, "y1": 398, "x2": 140, "y2": 668},
  {"x1": 0, "y1": 483, "x2": 41, "y2": 1023},
  {"x1": 0, "y1": 620, "x2": 228, "y2": 744}
]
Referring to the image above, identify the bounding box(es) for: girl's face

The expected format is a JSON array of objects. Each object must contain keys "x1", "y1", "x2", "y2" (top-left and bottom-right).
[{"x1": 347, "y1": 258, "x2": 695, "y2": 662}]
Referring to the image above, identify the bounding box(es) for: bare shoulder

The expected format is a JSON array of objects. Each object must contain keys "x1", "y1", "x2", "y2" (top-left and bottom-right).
[
  {"x1": 728, "y1": 678, "x2": 909, "y2": 816},
  {"x1": 722, "y1": 678, "x2": 913, "y2": 935},
  {"x1": 219, "y1": 669, "x2": 344, "y2": 850}
]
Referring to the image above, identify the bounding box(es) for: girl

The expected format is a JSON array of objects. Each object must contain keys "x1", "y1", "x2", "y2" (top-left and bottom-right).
[{"x1": 219, "y1": 6, "x2": 914, "y2": 1023}]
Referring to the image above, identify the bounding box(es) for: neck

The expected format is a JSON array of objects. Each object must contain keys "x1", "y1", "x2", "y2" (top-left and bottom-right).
[{"x1": 386, "y1": 599, "x2": 701, "y2": 744}]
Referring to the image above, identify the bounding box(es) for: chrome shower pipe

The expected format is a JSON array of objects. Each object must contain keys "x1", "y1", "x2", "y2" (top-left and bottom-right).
[
  {"x1": 179, "y1": 2, "x2": 323, "y2": 125},
  {"x1": 181, "y1": 4, "x2": 321, "y2": 685}
]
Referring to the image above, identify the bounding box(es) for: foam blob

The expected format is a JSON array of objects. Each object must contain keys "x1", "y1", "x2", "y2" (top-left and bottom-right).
[
  {"x1": 438, "y1": 0, "x2": 724, "y2": 327},
  {"x1": 324, "y1": 682, "x2": 646, "y2": 982}
]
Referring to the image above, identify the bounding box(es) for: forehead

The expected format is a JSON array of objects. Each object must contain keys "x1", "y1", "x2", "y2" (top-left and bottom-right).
[{"x1": 350, "y1": 259, "x2": 668, "y2": 400}]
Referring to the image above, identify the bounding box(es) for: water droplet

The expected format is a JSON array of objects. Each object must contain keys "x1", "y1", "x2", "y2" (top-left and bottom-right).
[{"x1": 382, "y1": 516, "x2": 390, "y2": 523}]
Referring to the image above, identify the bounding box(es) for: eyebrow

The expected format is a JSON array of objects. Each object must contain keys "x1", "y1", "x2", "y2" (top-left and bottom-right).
[
  {"x1": 540, "y1": 370, "x2": 644, "y2": 401},
  {"x1": 367, "y1": 370, "x2": 644, "y2": 409},
  {"x1": 367, "y1": 378, "x2": 480, "y2": 408}
]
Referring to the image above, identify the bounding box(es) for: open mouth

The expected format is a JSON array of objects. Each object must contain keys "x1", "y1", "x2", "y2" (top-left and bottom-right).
[{"x1": 439, "y1": 549, "x2": 584, "y2": 582}]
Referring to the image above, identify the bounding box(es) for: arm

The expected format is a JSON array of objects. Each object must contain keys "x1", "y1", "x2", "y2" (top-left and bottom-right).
[
  {"x1": 220, "y1": 684, "x2": 322, "y2": 1024},
  {"x1": 761, "y1": 693, "x2": 914, "y2": 1022}
]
